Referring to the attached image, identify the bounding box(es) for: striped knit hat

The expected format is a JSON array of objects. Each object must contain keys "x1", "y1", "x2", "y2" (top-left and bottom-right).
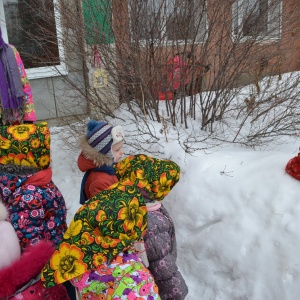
[{"x1": 87, "y1": 120, "x2": 124, "y2": 155}]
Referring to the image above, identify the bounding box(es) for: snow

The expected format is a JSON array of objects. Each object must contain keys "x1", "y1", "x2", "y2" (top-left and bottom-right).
[{"x1": 50, "y1": 98, "x2": 300, "y2": 300}]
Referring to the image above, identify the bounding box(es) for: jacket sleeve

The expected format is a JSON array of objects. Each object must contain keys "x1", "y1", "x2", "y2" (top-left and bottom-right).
[
  {"x1": 11, "y1": 45, "x2": 36, "y2": 122},
  {"x1": 144, "y1": 231, "x2": 178, "y2": 280}
]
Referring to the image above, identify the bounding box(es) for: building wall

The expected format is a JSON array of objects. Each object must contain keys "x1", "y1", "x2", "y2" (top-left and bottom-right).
[
  {"x1": 113, "y1": 0, "x2": 300, "y2": 94},
  {"x1": 31, "y1": 71, "x2": 87, "y2": 122}
]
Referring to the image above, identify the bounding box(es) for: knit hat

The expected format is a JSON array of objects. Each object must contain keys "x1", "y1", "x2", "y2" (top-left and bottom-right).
[{"x1": 80, "y1": 120, "x2": 124, "y2": 166}]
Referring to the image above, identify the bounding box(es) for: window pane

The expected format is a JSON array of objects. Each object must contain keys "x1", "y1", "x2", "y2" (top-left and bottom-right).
[
  {"x1": 130, "y1": 0, "x2": 164, "y2": 40},
  {"x1": 166, "y1": 0, "x2": 206, "y2": 41},
  {"x1": 166, "y1": 0, "x2": 191, "y2": 40},
  {"x1": 3, "y1": 0, "x2": 60, "y2": 69},
  {"x1": 242, "y1": 0, "x2": 268, "y2": 36},
  {"x1": 130, "y1": 0, "x2": 207, "y2": 42},
  {"x1": 268, "y1": 0, "x2": 281, "y2": 38}
]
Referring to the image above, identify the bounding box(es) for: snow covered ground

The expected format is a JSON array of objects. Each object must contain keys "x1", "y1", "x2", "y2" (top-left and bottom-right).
[{"x1": 50, "y1": 93, "x2": 300, "y2": 300}]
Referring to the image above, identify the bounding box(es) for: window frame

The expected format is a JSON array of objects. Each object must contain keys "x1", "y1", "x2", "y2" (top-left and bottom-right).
[
  {"x1": 129, "y1": 0, "x2": 208, "y2": 45},
  {"x1": 0, "y1": 0, "x2": 67, "y2": 80},
  {"x1": 232, "y1": 0, "x2": 282, "y2": 42}
]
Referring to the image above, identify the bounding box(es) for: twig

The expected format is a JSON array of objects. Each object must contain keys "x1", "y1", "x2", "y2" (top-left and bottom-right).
[{"x1": 220, "y1": 165, "x2": 233, "y2": 177}]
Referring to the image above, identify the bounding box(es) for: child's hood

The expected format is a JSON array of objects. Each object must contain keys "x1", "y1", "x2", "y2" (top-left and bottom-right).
[
  {"x1": 79, "y1": 135, "x2": 114, "y2": 167},
  {"x1": 114, "y1": 154, "x2": 180, "y2": 201},
  {"x1": 41, "y1": 154, "x2": 180, "y2": 287}
]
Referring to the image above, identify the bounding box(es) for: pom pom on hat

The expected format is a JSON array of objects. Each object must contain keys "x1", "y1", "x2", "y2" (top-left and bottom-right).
[
  {"x1": 111, "y1": 125, "x2": 124, "y2": 146},
  {"x1": 87, "y1": 120, "x2": 124, "y2": 155}
]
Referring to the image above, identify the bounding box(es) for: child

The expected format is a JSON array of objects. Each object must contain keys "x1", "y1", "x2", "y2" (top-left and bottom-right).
[
  {"x1": 166, "y1": 52, "x2": 189, "y2": 91},
  {"x1": 78, "y1": 120, "x2": 124, "y2": 204},
  {"x1": 0, "y1": 122, "x2": 68, "y2": 251},
  {"x1": 0, "y1": 202, "x2": 69, "y2": 299},
  {"x1": 78, "y1": 120, "x2": 149, "y2": 265},
  {"x1": 42, "y1": 154, "x2": 181, "y2": 299},
  {"x1": 0, "y1": 122, "x2": 76, "y2": 299}
]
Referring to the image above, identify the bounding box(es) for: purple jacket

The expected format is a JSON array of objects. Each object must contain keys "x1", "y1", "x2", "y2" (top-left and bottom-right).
[{"x1": 144, "y1": 204, "x2": 188, "y2": 300}]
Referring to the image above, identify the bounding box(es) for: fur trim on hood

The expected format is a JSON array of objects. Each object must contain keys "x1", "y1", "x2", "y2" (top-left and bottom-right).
[
  {"x1": 0, "y1": 201, "x2": 8, "y2": 221},
  {"x1": 0, "y1": 241, "x2": 55, "y2": 299},
  {"x1": 79, "y1": 135, "x2": 113, "y2": 166}
]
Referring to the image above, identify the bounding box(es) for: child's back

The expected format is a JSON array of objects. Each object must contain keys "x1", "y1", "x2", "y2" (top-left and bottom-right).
[{"x1": 144, "y1": 200, "x2": 188, "y2": 299}]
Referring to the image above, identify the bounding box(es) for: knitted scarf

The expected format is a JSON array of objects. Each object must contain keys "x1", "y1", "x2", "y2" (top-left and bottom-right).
[
  {"x1": 79, "y1": 164, "x2": 115, "y2": 204},
  {"x1": 0, "y1": 28, "x2": 25, "y2": 122}
]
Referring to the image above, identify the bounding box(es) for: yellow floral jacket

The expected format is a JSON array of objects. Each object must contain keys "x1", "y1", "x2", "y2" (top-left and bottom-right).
[{"x1": 41, "y1": 154, "x2": 180, "y2": 287}]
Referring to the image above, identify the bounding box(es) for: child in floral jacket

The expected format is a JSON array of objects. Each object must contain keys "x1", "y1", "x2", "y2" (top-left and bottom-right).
[
  {"x1": 0, "y1": 122, "x2": 75, "y2": 298},
  {"x1": 42, "y1": 154, "x2": 181, "y2": 299},
  {"x1": 0, "y1": 122, "x2": 67, "y2": 251}
]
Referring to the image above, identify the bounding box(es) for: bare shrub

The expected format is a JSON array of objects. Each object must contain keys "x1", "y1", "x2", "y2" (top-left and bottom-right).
[{"x1": 9, "y1": 0, "x2": 300, "y2": 152}]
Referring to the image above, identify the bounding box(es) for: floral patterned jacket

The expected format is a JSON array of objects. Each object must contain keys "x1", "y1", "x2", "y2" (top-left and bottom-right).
[
  {"x1": 41, "y1": 154, "x2": 181, "y2": 289},
  {"x1": 0, "y1": 168, "x2": 67, "y2": 251},
  {"x1": 72, "y1": 248, "x2": 160, "y2": 300}
]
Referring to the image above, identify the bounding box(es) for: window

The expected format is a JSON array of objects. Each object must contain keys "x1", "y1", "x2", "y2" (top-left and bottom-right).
[
  {"x1": 0, "y1": 0, "x2": 67, "y2": 79},
  {"x1": 129, "y1": 0, "x2": 207, "y2": 43},
  {"x1": 232, "y1": 0, "x2": 282, "y2": 41}
]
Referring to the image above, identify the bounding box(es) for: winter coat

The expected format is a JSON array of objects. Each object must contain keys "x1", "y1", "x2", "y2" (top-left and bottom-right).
[
  {"x1": 11, "y1": 45, "x2": 36, "y2": 122},
  {"x1": 144, "y1": 204, "x2": 188, "y2": 300},
  {"x1": 166, "y1": 54, "x2": 189, "y2": 90},
  {"x1": 0, "y1": 240, "x2": 69, "y2": 299},
  {"x1": 0, "y1": 201, "x2": 69, "y2": 299},
  {"x1": 78, "y1": 152, "x2": 118, "y2": 200},
  {"x1": 0, "y1": 122, "x2": 67, "y2": 251},
  {"x1": 42, "y1": 154, "x2": 181, "y2": 300},
  {"x1": 72, "y1": 247, "x2": 159, "y2": 300},
  {"x1": 0, "y1": 44, "x2": 36, "y2": 124},
  {"x1": 0, "y1": 167, "x2": 67, "y2": 251}
]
